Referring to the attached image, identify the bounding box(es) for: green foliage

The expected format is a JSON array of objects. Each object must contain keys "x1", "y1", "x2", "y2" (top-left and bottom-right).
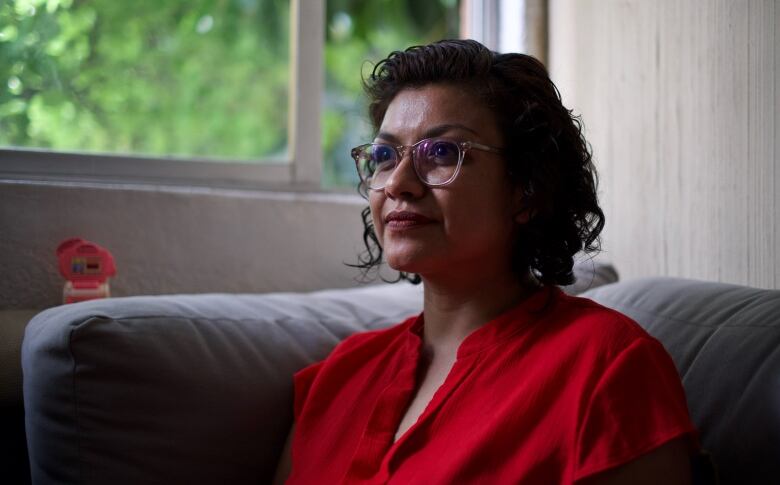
[
  {"x1": 0, "y1": 0, "x2": 289, "y2": 160},
  {"x1": 0, "y1": 0, "x2": 458, "y2": 184}
]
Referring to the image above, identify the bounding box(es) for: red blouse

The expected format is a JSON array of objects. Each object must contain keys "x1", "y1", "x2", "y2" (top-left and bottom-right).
[{"x1": 287, "y1": 286, "x2": 697, "y2": 484}]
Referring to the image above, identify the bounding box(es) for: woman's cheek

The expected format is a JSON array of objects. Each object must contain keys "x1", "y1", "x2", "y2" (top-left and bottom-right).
[
  {"x1": 368, "y1": 199, "x2": 385, "y2": 247},
  {"x1": 375, "y1": 220, "x2": 384, "y2": 247}
]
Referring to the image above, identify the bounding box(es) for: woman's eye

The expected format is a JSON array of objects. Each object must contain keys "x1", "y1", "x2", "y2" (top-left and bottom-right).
[
  {"x1": 427, "y1": 142, "x2": 458, "y2": 164},
  {"x1": 433, "y1": 143, "x2": 451, "y2": 157},
  {"x1": 371, "y1": 145, "x2": 396, "y2": 171}
]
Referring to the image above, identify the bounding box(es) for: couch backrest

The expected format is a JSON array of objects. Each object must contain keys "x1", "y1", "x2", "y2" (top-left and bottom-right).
[
  {"x1": 583, "y1": 277, "x2": 780, "y2": 485},
  {"x1": 26, "y1": 275, "x2": 778, "y2": 484}
]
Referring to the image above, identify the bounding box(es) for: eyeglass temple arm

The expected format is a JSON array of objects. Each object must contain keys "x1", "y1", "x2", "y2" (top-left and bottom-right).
[{"x1": 465, "y1": 141, "x2": 504, "y2": 154}]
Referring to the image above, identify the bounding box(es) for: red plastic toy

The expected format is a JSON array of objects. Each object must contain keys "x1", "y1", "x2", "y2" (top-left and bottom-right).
[{"x1": 56, "y1": 238, "x2": 117, "y2": 304}]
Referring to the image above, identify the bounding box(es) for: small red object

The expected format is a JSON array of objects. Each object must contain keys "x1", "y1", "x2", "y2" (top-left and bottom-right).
[{"x1": 56, "y1": 238, "x2": 117, "y2": 304}]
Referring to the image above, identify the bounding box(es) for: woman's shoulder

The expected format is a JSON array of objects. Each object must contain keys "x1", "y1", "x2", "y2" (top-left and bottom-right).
[{"x1": 548, "y1": 288, "x2": 659, "y2": 357}]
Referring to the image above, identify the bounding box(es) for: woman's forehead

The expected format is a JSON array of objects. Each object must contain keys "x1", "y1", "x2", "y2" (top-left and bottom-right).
[{"x1": 380, "y1": 85, "x2": 497, "y2": 140}]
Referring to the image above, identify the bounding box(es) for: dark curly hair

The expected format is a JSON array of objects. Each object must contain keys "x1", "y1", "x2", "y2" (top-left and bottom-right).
[{"x1": 350, "y1": 39, "x2": 604, "y2": 287}]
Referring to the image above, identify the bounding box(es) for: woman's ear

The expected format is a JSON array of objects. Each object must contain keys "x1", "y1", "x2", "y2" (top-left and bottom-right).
[
  {"x1": 511, "y1": 186, "x2": 531, "y2": 224},
  {"x1": 514, "y1": 207, "x2": 531, "y2": 224}
]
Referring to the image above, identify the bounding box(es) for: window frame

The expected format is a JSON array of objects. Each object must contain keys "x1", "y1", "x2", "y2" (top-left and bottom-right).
[
  {"x1": 460, "y1": 0, "x2": 547, "y2": 64},
  {"x1": 0, "y1": 0, "x2": 323, "y2": 190}
]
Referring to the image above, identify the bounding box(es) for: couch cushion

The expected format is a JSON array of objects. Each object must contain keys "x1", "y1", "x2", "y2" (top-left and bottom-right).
[
  {"x1": 23, "y1": 283, "x2": 423, "y2": 485},
  {"x1": 582, "y1": 277, "x2": 780, "y2": 485}
]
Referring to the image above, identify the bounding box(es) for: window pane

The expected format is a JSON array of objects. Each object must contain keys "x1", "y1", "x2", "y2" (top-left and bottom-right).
[
  {"x1": 0, "y1": 0, "x2": 289, "y2": 162},
  {"x1": 323, "y1": 0, "x2": 460, "y2": 189}
]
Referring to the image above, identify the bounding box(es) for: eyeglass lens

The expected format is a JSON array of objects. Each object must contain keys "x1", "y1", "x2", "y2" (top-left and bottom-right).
[{"x1": 356, "y1": 139, "x2": 461, "y2": 188}]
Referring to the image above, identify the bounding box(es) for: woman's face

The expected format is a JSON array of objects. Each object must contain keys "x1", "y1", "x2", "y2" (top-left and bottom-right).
[{"x1": 369, "y1": 83, "x2": 523, "y2": 282}]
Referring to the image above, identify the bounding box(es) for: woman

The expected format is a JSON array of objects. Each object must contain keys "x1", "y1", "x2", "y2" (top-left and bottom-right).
[{"x1": 275, "y1": 40, "x2": 697, "y2": 484}]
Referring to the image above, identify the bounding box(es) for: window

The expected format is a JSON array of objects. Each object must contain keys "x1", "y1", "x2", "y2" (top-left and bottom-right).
[
  {"x1": 1, "y1": 0, "x2": 320, "y2": 188},
  {"x1": 0, "y1": 0, "x2": 541, "y2": 190}
]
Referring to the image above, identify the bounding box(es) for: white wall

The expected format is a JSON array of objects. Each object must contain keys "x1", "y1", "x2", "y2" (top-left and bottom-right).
[
  {"x1": 549, "y1": 0, "x2": 778, "y2": 289},
  {"x1": 0, "y1": 181, "x2": 373, "y2": 309}
]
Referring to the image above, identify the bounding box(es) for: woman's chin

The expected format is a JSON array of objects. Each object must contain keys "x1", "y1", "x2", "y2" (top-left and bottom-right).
[
  {"x1": 385, "y1": 259, "x2": 421, "y2": 275},
  {"x1": 385, "y1": 248, "x2": 440, "y2": 277},
  {"x1": 385, "y1": 252, "x2": 425, "y2": 275}
]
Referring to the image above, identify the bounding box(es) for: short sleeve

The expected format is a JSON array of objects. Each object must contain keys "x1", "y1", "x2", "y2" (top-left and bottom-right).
[
  {"x1": 293, "y1": 360, "x2": 324, "y2": 421},
  {"x1": 575, "y1": 337, "x2": 698, "y2": 481}
]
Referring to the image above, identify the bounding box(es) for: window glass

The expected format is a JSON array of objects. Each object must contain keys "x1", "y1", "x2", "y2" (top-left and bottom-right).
[
  {"x1": 323, "y1": 0, "x2": 460, "y2": 189},
  {"x1": 0, "y1": 0, "x2": 289, "y2": 162}
]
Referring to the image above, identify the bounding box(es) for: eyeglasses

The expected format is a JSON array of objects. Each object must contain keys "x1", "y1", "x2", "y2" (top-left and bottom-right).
[{"x1": 351, "y1": 137, "x2": 503, "y2": 190}]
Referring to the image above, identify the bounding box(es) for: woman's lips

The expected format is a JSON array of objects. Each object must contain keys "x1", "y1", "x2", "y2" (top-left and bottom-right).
[{"x1": 385, "y1": 211, "x2": 434, "y2": 230}]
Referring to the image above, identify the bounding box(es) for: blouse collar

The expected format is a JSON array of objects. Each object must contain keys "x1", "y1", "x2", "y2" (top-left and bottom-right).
[{"x1": 408, "y1": 285, "x2": 561, "y2": 359}]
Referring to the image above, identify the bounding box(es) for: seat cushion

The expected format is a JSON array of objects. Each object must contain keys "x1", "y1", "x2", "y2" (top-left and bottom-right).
[{"x1": 582, "y1": 277, "x2": 780, "y2": 485}]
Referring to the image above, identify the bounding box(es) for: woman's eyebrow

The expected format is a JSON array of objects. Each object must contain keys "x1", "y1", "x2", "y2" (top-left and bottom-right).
[
  {"x1": 375, "y1": 132, "x2": 401, "y2": 144},
  {"x1": 376, "y1": 124, "x2": 479, "y2": 144},
  {"x1": 423, "y1": 123, "x2": 479, "y2": 138}
]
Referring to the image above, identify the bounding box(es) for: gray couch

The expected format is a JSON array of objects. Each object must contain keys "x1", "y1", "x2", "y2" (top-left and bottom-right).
[{"x1": 15, "y1": 267, "x2": 780, "y2": 484}]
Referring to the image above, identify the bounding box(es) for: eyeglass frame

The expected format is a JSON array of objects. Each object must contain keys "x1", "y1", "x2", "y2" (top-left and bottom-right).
[{"x1": 350, "y1": 137, "x2": 504, "y2": 190}]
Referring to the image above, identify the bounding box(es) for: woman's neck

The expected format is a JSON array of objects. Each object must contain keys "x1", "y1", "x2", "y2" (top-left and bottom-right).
[{"x1": 419, "y1": 269, "x2": 539, "y2": 358}]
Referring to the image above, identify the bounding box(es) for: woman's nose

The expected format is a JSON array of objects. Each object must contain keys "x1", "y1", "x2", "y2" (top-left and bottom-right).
[{"x1": 383, "y1": 151, "x2": 425, "y2": 199}]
